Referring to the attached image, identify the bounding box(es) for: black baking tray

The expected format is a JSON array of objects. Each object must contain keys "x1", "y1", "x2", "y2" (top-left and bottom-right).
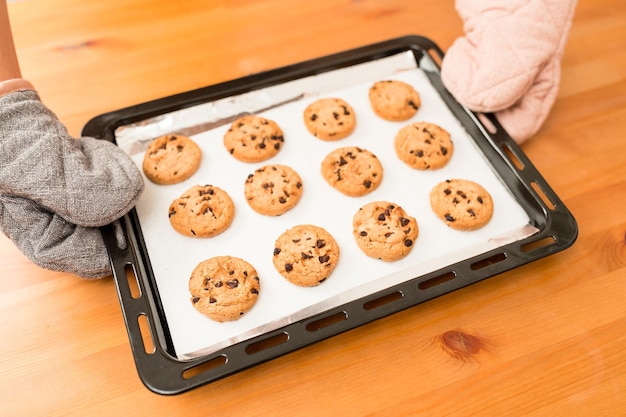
[{"x1": 82, "y1": 35, "x2": 578, "y2": 395}]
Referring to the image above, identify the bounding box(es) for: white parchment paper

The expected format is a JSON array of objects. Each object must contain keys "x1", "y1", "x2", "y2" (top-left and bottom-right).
[{"x1": 116, "y1": 52, "x2": 535, "y2": 359}]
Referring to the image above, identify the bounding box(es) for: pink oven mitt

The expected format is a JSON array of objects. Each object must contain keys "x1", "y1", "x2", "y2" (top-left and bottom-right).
[{"x1": 441, "y1": 0, "x2": 578, "y2": 143}]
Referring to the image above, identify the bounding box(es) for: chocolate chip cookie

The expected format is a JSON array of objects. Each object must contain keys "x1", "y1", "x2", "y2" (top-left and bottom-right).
[
  {"x1": 368, "y1": 80, "x2": 421, "y2": 121},
  {"x1": 394, "y1": 122, "x2": 453, "y2": 170},
  {"x1": 429, "y1": 179, "x2": 494, "y2": 231},
  {"x1": 168, "y1": 184, "x2": 235, "y2": 238},
  {"x1": 244, "y1": 164, "x2": 303, "y2": 216},
  {"x1": 272, "y1": 224, "x2": 340, "y2": 287},
  {"x1": 320, "y1": 146, "x2": 383, "y2": 197},
  {"x1": 352, "y1": 201, "x2": 419, "y2": 261},
  {"x1": 223, "y1": 115, "x2": 284, "y2": 162},
  {"x1": 303, "y1": 97, "x2": 356, "y2": 141},
  {"x1": 142, "y1": 133, "x2": 202, "y2": 184},
  {"x1": 189, "y1": 256, "x2": 260, "y2": 322}
]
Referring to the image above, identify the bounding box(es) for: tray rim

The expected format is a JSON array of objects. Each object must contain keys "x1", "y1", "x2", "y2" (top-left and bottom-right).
[{"x1": 84, "y1": 35, "x2": 578, "y2": 395}]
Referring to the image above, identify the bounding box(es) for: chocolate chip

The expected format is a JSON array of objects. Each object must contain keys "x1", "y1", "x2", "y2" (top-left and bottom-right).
[
  {"x1": 199, "y1": 188, "x2": 214, "y2": 196},
  {"x1": 333, "y1": 111, "x2": 340, "y2": 120},
  {"x1": 363, "y1": 179, "x2": 372, "y2": 188},
  {"x1": 444, "y1": 189, "x2": 452, "y2": 195},
  {"x1": 404, "y1": 239, "x2": 413, "y2": 247},
  {"x1": 279, "y1": 197, "x2": 287, "y2": 204},
  {"x1": 445, "y1": 214, "x2": 455, "y2": 222},
  {"x1": 215, "y1": 281, "x2": 223, "y2": 288},
  {"x1": 226, "y1": 279, "x2": 239, "y2": 288},
  {"x1": 467, "y1": 209, "x2": 476, "y2": 217},
  {"x1": 209, "y1": 297, "x2": 217, "y2": 304},
  {"x1": 273, "y1": 248, "x2": 281, "y2": 256},
  {"x1": 285, "y1": 263, "x2": 293, "y2": 272},
  {"x1": 319, "y1": 255, "x2": 330, "y2": 264},
  {"x1": 316, "y1": 240, "x2": 326, "y2": 249},
  {"x1": 441, "y1": 147, "x2": 448, "y2": 156},
  {"x1": 417, "y1": 150, "x2": 424, "y2": 157},
  {"x1": 477, "y1": 197, "x2": 484, "y2": 204},
  {"x1": 192, "y1": 297, "x2": 200, "y2": 304},
  {"x1": 301, "y1": 252, "x2": 313, "y2": 260},
  {"x1": 378, "y1": 213, "x2": 386, "y2": 221},
  {"x1": 251, "y1": 288, "x2": 259, "y2": 295},
  {"x1": 311, "y1": 114, "x2": 318, "y2": 121},
  {"x1": 359, "y1": 230, "x2": 367, "y2": 237},
  {"x1": 408, "y1": 100, "x2": 418, "y2": 110},
  {"x1": 400, "y1": 217, "x2": 410, "y2": 227}
]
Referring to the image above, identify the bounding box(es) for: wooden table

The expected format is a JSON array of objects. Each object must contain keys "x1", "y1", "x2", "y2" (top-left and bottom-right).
[{"x1": 2, "y1": 0, "x2": 625, "y2": 415}]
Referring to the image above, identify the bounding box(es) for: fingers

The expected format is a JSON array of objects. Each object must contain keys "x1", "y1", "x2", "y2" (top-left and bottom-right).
[
  {"x1": 0, "y1": 89, "x2": 144, "y2": 227},
  {"x1": 0, "y1": 195, "x2": 112, "y2": 279}
]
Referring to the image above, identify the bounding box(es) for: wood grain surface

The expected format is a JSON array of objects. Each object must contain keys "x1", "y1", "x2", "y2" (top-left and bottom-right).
[{"x1": 1, "y1": 0, "x2": 625, "y2": 415}]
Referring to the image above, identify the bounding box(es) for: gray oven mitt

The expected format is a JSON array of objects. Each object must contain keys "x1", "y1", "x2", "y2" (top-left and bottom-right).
[{"x1": 0, "y1": 88, "x2": 144, "y2": 279}]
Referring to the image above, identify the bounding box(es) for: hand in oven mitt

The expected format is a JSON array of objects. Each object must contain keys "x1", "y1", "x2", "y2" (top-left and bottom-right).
[
  {"x1": 0, "y1": 81, "x2": 144, "y2": 279},
  {"x1": 441, "y1": 0, "x2": 578, "y2": 143}
]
